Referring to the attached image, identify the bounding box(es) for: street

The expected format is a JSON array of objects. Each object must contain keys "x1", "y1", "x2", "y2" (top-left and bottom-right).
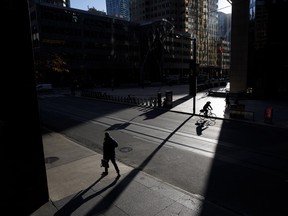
[{"x1": 38, "y1": 95, "x2": 288, "y2": 215}]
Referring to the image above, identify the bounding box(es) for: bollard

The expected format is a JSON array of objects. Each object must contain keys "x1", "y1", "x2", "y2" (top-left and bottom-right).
[
  {"x1": 165, "y1": 90, "x2": 173, "y2": 108},
  {"x1": 157, "y1": 92, "x2": 162, "y2": 107}
]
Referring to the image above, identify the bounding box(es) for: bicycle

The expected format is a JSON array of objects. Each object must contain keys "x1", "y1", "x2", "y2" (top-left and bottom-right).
[{"x1": 198, "y1": 109, "x2": 217, "y2": 123}]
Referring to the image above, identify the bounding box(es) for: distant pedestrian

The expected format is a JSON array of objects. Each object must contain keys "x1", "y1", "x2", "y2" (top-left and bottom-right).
[
  {"x1": 225, "y1": 93, "x2": 230, "y2": 108},
  {"x1": 101, "y1": 132, "x2": 120, "y2": 176}
]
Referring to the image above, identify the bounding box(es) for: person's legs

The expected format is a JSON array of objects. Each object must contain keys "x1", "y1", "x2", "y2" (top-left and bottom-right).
[
  {"x1": 104, "y1": 165, "x2": 108, "y2": 173},
  {"x1": 110, "y1": 158, "x2": 120, "y2": 175},
  {"x1": 102, "y1": 158, "x2": 109, "y2": 175}
]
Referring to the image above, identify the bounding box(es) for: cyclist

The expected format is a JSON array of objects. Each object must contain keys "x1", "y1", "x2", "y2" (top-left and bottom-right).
[{"x1": 202, "y1": 101, "x2": 213, "y2": 117}]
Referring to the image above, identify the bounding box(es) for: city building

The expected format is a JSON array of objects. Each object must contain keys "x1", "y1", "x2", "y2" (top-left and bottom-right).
[
  {"x1": 218, "y1": 12, "x2": 231, "y2": 42},
  {"x1": 137, "y1": 19, "x2": 193, "y2": 85},
  {"x1": 217, "y1": 39, "x2": 230, "y2": 78},
  {"x1": 106, "y1": 0, "x2": 130, "y2": 21},
  {"x1": 33, "y1": 0, "x2": 70, "y2": 7},
  {"x1": 28, "y1": 1, "x2": 198, "y2": 87},
  {"x1": 217, "y1": 12, "x2": 231, "y2": 79},
  {"x1": 130, "y1": 0, "x2": 222, "y2": 82},
  {"x1": 29, "y1": 2, "x2": 140, "y2": 87},
  {"x1": 29, "y1": 0, "x2": 230, "y2": 89}
]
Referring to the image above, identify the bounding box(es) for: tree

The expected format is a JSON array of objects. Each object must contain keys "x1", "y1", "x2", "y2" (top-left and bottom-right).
[
  {"x1": 46, "y1": 53, "x2": 69, "y2": 73},
  {"x1": 34, "y1": 53, "x2": 70, "y2": 85}
]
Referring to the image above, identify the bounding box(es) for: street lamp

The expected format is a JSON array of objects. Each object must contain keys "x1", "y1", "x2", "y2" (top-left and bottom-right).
[
  {"x1": 175, "y1": 34, "x2": 184, "y2": 79},
  {"x1": 191, "y1": 38, "x2": 197, "y2": 114}
]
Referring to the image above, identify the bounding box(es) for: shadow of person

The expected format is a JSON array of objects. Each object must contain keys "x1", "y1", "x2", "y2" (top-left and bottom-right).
[
  {"x1": 54, "y1": 175, "x2": 120, "y2": 216},
  {"x1": 196, "y1": 121, "x2": 208, "y2": 135}
]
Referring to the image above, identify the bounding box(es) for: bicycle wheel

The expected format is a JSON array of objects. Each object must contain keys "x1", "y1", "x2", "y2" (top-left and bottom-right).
[
  {"x1": 205, "y1": 119, "x2": 216, "y2": 126},
  {"x1": 198, "y1": 112, "x2": 205, "y2": 123},
  {"x1": 209, "y1": 112, "x2": 217, "y2": 121}
]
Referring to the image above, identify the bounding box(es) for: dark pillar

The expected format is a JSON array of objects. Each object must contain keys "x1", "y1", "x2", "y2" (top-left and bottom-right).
[
  {"x1": 2, "y1": 1, "x2": 49, "y2": 215},
  {"x1": 157, "y1": 92, "x2": 162, "y2": 107}
]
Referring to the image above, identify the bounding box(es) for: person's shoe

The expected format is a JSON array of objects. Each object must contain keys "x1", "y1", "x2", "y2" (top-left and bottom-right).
[{"x1": 101, "y1": 172, "x2": 108, "y2": 176}]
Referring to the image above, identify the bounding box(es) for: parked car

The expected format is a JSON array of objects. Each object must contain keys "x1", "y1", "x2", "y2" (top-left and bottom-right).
[{"x1": 36, "y1": 83, "x2": 53, "y2": 92}]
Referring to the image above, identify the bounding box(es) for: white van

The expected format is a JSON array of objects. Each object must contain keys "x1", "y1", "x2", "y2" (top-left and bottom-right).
[{"x1": 36, "y1": 83, "x2": 53, "y2": 92}]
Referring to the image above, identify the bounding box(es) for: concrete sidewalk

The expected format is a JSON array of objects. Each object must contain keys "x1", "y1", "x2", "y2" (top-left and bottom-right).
[
  {"x1": 88, "y1": 83, "x2": 288, "y2": 129},
  {"x1": 31, "y1": 129, "x2": 239, "y2": 216}
]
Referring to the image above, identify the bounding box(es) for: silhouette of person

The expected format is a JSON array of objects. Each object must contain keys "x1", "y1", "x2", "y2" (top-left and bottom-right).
[
  {"x1": 102, "y1": 132, "x2": 120, "y2": 176},
  {"x1": 225, "y1": 93, "x2": 230, "y2": 108},
  {"x1": 202, "y1": 101, "x2": 212, "y2": 117}
]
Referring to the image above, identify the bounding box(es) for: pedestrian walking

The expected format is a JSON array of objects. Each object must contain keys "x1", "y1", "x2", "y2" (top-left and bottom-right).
[
  {"x1": 225, "y1": 93, "x2": 230, "y2": 108},
  {"x1": 101, "y1": 132, "x2": 120, "y2": 176}
]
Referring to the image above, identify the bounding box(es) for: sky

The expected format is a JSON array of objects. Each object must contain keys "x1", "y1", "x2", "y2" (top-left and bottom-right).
[{"x1": 70, "y1": 0, "x2": 232, "y2": 14}]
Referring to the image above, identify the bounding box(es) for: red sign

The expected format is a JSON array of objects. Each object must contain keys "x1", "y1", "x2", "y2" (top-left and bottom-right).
[{"x1": 264, "y1": 106, "x2": 273, "y2": 123}]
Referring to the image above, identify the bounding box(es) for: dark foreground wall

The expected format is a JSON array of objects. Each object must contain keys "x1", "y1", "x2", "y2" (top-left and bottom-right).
[{"x1": 1, "y1": 1, "x2": 49, "y2": 215}]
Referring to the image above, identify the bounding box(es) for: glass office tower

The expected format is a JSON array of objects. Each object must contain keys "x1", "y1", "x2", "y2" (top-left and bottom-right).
[{"x1": 106, "y1": 0, "x2": 130, "y2": 21}]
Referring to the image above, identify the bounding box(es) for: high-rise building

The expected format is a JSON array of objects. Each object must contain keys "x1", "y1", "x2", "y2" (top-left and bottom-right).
[
  {"x1": 130, "y1": 0, "x2": 220, "y2": 80},
  {"x1": 106, "y1": 0, "x2": 130, "y2": 21},
  {"x1": 217, "y1": 12, "x2": 231, "y2": 78},
  {"x1": 218, "y1": 12, "x2": 231, "y2": 42},
  {"x1": 28, "y1": 0, "x2": 229, "y2": 88}
]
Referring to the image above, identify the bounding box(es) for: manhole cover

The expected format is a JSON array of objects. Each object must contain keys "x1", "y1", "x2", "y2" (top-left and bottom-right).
[
  {"x1": 45, "y1": 157, "x2": 59, "y2": 164},
  {"x1": 119, "y1": 147, "x2": 133, "y2": 152}
]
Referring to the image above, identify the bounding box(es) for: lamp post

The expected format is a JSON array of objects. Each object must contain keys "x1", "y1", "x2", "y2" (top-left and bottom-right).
[
  {"x1": 191, "y1": 38, "x2": 197, "y2": 114},
  {"x1": 175, "y1": 34, "x2": 184, "y2": 82},
  {"x1": 181, "y1": 35, "x2": 183, "y2": 79}
]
